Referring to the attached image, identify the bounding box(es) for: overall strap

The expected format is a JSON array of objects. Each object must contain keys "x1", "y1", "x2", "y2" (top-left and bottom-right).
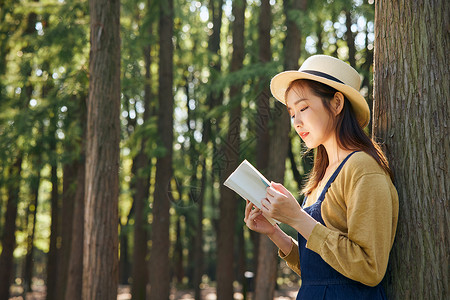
[{"x1": 317, "y1": 151, "x2": 359, "y2": 203}]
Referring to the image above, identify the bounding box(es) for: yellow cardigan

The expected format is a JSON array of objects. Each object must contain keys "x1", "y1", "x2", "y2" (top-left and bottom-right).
[{"x1": 279, "y1": 151, "x2": 399, "y2": 287}]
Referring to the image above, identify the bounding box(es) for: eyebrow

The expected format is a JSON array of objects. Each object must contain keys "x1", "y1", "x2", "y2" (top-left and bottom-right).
[{"x1": 287, "y1": 98, "x2": 307, "y2": 112}]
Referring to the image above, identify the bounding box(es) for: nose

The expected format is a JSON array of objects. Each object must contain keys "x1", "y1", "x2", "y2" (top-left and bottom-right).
[{"x1": 292, "y1": 114, "x2": 302, "y2": 128}]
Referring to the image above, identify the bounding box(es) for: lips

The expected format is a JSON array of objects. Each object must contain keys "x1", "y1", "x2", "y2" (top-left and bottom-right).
[{"x1": 299, "y1": 132, "x2": 309, "y2": 139}]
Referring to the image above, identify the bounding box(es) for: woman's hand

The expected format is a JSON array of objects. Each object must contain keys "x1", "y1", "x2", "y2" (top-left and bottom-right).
[
  {"x1": 261, "y1": 181, "x2": 303, "y2": 227},
  {"x1": 244, "y1": 200, "x2": 277, "y2": 235}
]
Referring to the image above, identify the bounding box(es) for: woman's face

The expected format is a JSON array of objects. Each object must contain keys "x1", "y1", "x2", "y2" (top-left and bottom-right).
[{"x1": 286, "y1": 84, "x2": 335, "y2": 149}]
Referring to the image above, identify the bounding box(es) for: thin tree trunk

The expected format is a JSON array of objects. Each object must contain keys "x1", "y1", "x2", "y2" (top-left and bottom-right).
[
  {"x1": 83, "y1": 0, "x2": 121, "y2": 296},
  {"x1": 254, "y1": 1, "x2": 305, "y2": 299},
  {"x1": 130, "y1": 149, "x2": 150, "y2": 298},
  {"x1": 0, "y1": 155, "x2": 22, "y2": 300},
  {"x1": 46, "y1": 119, "x2": 60, "y2": 300},
  {"x1": 373, "y1": 1, "x2": 449, "y2": 299},
  {"x1": 56, "y1": 159, "x2": 77, "y2": 299},
  {"x1": 288, "y1": 138, "x2": 302, "y2": 191},
  {"x1": 251, "y1": 0, "x2": 272, "y2": 287},
  {"x1": 193, "y1": 2, "x2": 224, "y2": 298},
  {"x1": 148, "y1": 0, "x2": 174, "y2": 298},
  {"x1": 65, "y1": 96, "x2": 86, "y2": 300},
  {"x1": 23, "y1": 154, "x2": 42, "y2": 294},
  {"x1": 255, "y1": 0, "x2": 271, "y2": 172},
  {"x1": 345, "y1": 10, "x2": 356, "y2": 68},
  {"x1": 131, "y1": 2, "x2": 153, "y2": 298},
  {"x1": 216, "y1": 1, "x2": 245, "y2": 299}
]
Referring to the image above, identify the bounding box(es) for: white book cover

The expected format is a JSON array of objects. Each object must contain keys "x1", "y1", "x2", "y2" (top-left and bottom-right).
[{"x1": 224, "y1": 160, "x2": 280, "y2": 225}]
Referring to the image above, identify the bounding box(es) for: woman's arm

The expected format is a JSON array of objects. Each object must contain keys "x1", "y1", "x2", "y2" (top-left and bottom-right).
[
  {"x1": 244, "y1": 200, "x2": 301, "y2": 275},
  {"x1": 266, "y1": 223, "x2": 294, "y2": 255},
  {"x1": 306, "y1": 174, "x2": 398, "y2": 286}
]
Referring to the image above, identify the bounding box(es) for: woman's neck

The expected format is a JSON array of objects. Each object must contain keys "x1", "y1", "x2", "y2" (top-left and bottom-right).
[{"x1": 323, "y1": 137, "x2": 353, "y2": 167}]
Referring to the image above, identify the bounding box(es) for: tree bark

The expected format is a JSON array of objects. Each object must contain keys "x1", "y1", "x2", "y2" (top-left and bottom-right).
[
  {"x1": 46, "y1": 118, "x2": 60, "y2": 300},
  {"x1": 373, "y1": 1, "x2": 449, "y2": 299},
  {"x1": 56, "y1": 158, "x2": 77, "y2": 299},
  {"x1": 216, "y1": 1, "x2": 245, "y2": 299},
  {"x1": 254, "y1": 0, "x2": 305, "y2": 299},
  {"x1": 23, "y1": 153, "x2": 42, "y2": 294},
  {"x1": 193, "y1": 2, "x2": 224, "y2": 298},
  {"x1": 83, "y1": 0, "x2": 121, "y2": 297},
  {"x1": 345, "y1": 10, "x2": 356, "y2": 68},
  {"x1": 148, "y1": 0, "x2": 174, "y2": 298},
  {"x1": 255, "y1": 0, "x2": 271, "y2": 172},
  {"x1": 65, "y1": 96, "x2": 86, "y2": 300},
  {"x1": 131, "y1": 1, "x2": 152, "y2": 297},
  {"x1": 251, "y1": 0, "x2": 273, "y2": 288},
  {"x1": 0, "y1": 155, "x2": 22, "y2": 300}
]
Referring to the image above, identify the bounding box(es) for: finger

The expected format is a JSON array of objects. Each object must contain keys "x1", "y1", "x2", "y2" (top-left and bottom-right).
[
  {"x1": 268, "y1": 186, "x2": 285, "y2": 197},
  {"x1": 248, "y1": 209, "x2": 262, "y2": 223},
  {"x1": 244, "y1": 200, "x2": 254, "y2": 221},
  {"x1": 261, "y1": 198, "x2": 271, "y2": 211},
  {"x1": 271, "y1": 182, "x2": 290, "y2": 196},
  {"x1": 266, "y1": 187, "x2": 275, "y2": 198}
]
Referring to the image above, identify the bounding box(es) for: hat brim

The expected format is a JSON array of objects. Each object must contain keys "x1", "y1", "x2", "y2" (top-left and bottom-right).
[{"x1": 270, "y1": 71, "x2": 370, "y2": 128}]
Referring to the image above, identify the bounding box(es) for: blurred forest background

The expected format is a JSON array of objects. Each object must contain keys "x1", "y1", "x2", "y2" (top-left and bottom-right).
[{"x1": 0, "y1": 0, "x2": 448, "y2": 299}]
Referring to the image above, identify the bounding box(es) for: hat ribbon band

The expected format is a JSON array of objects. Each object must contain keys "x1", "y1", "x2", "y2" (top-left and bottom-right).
[{"x1": 301, "y1": 70, "x2": 344, "y2": 84}]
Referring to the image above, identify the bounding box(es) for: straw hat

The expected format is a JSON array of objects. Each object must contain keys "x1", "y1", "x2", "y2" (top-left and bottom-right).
[{"x1": 270, "y1": 55, "x2": 370, "y2": 128}]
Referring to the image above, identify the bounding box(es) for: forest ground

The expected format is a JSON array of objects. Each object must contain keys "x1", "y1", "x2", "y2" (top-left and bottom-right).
[{"x1": 9, "y1": 284, "x2": 299, "y2": 300}]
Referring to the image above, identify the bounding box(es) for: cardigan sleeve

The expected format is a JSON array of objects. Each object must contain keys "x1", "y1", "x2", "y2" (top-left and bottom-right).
[
  {"x1": 306, "y1": 173, "x2": 397, "y2": 286},
  {"x1": 278, "y1": 237, "x2": 301, "y2": 276}
]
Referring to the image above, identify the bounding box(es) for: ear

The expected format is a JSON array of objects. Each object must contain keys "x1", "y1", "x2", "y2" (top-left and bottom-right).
[{"x1": 331, "y1": 92, "x2": 345, "y2": 116}]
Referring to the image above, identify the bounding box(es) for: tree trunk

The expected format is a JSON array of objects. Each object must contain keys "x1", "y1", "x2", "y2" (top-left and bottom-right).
[
  {"x1": 255, "y1": 0, "x2": 271, "y2": 172},
  {"x1": 82, "y1": 0, "x2": 121, "y2": 297},
  {"x1": 23, "y1": 154, "x2": 42, "y2": 294},
  {"x1": 65, "y1": 96, "x2": 86, "y2": 300},
  {"x1": 130, "y1": 148, "x2": 150, "y2": 296},
  {"x1": 148, "y1": 0, "x2": 174, "y2": 298},
  {"x1": 345, "y1": 10, "x2": 356, "y2": 68},
  {"x1": 131, "y1": 3, "x2": 153, "y2": 298},
  {"x1": 288, "y1": 138, "x2": 302, "y2": 191},
  {"x1": 251, "y1": 0, "x2": 273, "y2": 287},
  {"x1": 46, "y1": 119, "x2": 60, "y2": 300},
  {"x1": 373, "y1": 1, "x2": 449, "y2": 299},
  {"x1": 254, "y1": 0, "x2": 305, "y2": 299},
  {"x1": 216, "y1": 1, "x2": 245, "y2": 299},
  {"x1": 0, "y1": 155, "x2": 22, "y2": 300},
  {"x1": 193, "y1": 2, "x2": 224, "y2": 299},
  {"x1": 55, "y1": 159, "x2": 77, "y2": 299}
]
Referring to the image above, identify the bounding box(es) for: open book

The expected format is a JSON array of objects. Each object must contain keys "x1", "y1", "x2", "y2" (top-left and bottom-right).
[{"x1": 224, "y1": 160, "x2": 280, "y2": 225}]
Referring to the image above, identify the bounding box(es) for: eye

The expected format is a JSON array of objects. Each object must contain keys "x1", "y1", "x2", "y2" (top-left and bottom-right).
[
  {"x1": 290, "y1": 114, "x2": 295, "y2": 119},
  {"x1": 300, "y1": 106, "x2": 309, "y2": 112}
]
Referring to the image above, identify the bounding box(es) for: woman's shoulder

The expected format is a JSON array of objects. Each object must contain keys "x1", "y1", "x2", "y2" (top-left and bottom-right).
[{"x1": 343, "y1": 151, "x2": 387, "y2": 177}]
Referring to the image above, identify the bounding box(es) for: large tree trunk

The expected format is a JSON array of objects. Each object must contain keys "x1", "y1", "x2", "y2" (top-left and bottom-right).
[
  {"x1": 373, "y1": 1, "x2": 449, "y2": 299},
  {"x1": 65, "y1": 96, "x2": 86, "y2": 300},
  {"x1": 0, "y1": 155, "x2": 22, "y2": 300},
  {"x1": 148, "y1": 0, "x2": 174, "y2": 298},
  {"x1": 216, "y1": 1, "x2": 245, "y2": 299},
  {"x1": 254, "y1": 0, "x2": 305, "y2": 299},
  {"x1": 82, "y1": 0, "x2": 121, "y2": 297}
]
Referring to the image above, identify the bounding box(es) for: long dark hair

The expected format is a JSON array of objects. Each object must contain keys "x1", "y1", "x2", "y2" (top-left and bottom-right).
[{"x1": 285, "y1": 79, "x2": 393, "y2": 196}]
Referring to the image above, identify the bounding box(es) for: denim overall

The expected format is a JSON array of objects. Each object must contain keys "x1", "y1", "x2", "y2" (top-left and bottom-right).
[{"x1": 297, "y1": 151, "x2": 387, "y2": 299}]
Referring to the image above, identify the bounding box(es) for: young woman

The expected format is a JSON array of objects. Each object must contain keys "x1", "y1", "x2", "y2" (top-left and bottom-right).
[{"x1": 244, "y1": 55, "x2": 398, "y2": 299}]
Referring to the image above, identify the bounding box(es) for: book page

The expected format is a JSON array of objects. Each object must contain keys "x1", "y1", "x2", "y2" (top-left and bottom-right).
[{"x1": 224, "y1": 160, "x2": 280, "y2": 225}]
